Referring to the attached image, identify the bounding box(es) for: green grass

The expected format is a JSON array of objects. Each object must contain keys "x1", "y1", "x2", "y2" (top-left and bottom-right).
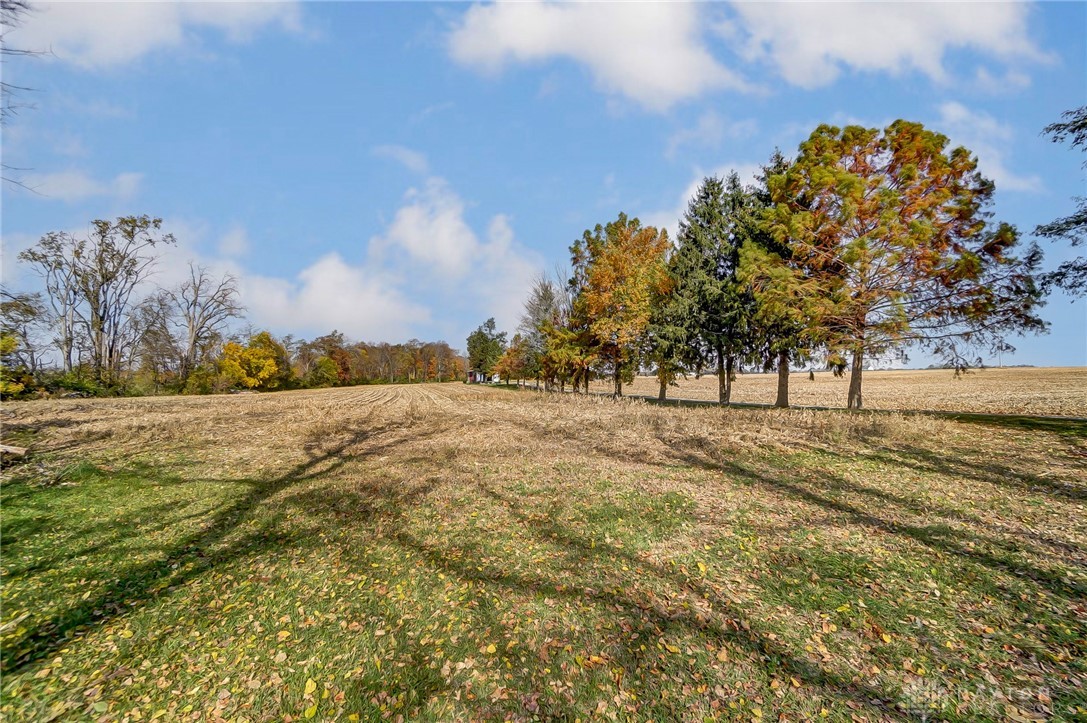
[{"x1": 1, "y1": 395, "x2": 1085, "y2": 722}]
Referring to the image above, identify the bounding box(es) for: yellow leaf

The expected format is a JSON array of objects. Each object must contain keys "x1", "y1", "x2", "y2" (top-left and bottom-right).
[
  {"x1": 304, "y1": 678, "x2": 317, "y2": 695},
  {"x1": 716, "y1": 649, "x2": 728, "y2": 662},
  {"x1": 664, "y1": 643, "x2": 680, "y2": 654},
  {"x1": 790, "y1": 677, "x2": 801, "y2": 688},
  {"x1": 485, "y1": 643, "x2": 496, "y2": 654},
  {"x1": 277, "y1": 630, "x2": 291, "y2": 642},
  {"x1": 119, "y1": 629, "x2": 133, "y2": 639},
  {"x1": 304, "y1": 704, "x2": 317, "y2": 719},
  {"x1": 881, "y1": 633, "x2": 892, "y2": 643},
  {"x1": 697, "y1": 562, "x2": 707, "y2": 573}
]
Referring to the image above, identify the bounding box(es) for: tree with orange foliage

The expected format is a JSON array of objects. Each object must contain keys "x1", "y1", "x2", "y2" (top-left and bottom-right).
[
  {"x1": 493, "y1": 333, "x2": 529, "y2": 385},
  {"x1": 571, "y1": 213, "x2": 671, "y2": 397},
  {"x1": 761, "y1": 121, "x2": 1045, "y2": 409}
]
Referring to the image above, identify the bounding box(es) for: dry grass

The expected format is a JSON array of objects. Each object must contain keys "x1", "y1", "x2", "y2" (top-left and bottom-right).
[
  {"x1": 0, "y1": 383, "x2": 967, "y2": 478},
  {"x1": 2, "y1": 383, "x2": 1085, "y2": 721},
  {"x1": 588, "y1": 366, "x2": 1087, "y2": 417}
]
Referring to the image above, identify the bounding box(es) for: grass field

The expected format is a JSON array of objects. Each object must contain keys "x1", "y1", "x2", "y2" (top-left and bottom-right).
[
  {"x1": 589, "y1": 366, "x2": 1087, "y2": 417},
  {"x1": 2, "y1": 377, "x2": 1085, "y2": 721}
]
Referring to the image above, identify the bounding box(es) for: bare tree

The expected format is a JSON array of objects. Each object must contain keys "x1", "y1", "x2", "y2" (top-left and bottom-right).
[
  {"x1": 76, "y1": 217, "x2": 175, "y2": 384},
  {"x1": 133, "y1": 292, "x2": 180, "y2": 391},
  {"x1": 19, "y1": 216, "x2": 176, "y2": 385},
  {"x1": 2, "y1": 0, "x2": 44, "y2": 188},
  {"x1": 165, "y1": 264, "x2": 243, "y2": 384},
  {"x1": 1, "y1": 1, "x2": 33, "y2": 115},
  {"x1": 18, "y1": 232, "x2": 82, "y2": 372}
]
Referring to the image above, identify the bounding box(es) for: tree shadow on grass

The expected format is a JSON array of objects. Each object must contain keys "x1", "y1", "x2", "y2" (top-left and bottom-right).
[
  {"x1": 378, "y1": 477, "x2": 919, "y2": 721},
  {"x1": 803, "y1": 445, "x2": 1087, "y2": 560},
  {"x1": 2, "y1": 503, "x2": 214, "y2": 578},
  {"x1": 654, "y1": 435, "x2": 1084, "y2": 603},
  {"x1": 856, "y1": 442, "x2": 1087, "y2": 504},
  {"x1": 1, "y1": 418, "x2": 437, "y2": 675},
  {"x1": 943, "y1": 413, "x2": 1087, "y2": 440}
]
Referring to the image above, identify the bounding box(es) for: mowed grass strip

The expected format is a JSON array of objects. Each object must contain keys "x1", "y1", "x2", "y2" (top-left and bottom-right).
[{"x1": 1, "y1": 384, "x2": 1084, "y2": 722}]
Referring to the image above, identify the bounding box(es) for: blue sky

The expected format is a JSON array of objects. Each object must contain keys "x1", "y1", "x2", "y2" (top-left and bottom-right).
[{"x1": 3, "y1": 1, "x2": 1085, "y2": 366}]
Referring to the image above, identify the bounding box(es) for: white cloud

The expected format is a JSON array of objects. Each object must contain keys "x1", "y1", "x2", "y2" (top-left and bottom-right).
[
  {"x1": 372, "y1": 145, "x2": 430, "y2": 174},
  {"x1": 143, "y1": 223, "x2": 431, "y2": 342},
  {"x1": 10, "y1": 1, "x2": 303, "y2": 68},
  {"x1": 217, "y1": 226, "x2": 250, "y2": 258},
  {"x1": 52, "y1": 95, "x2": 134, "y2": 119},
  {"x1": 241, "y1": 254, "x2": 431, "y2": 342},
  {"x1": 370, "y1": 177, "x2": 542, "y2": 334},
  {"x1": 476, "y1": 215, "x2": 541, "y2": 334},
  {"x1": 21, "y1": 170, "x2": 143, "y2": 202},
  {"x1": 974, "y1": 66, "x2": 1032, "y2": 94},
  {"x1": 51, "y1": 134, "x2": 88, "y2": 158},
  {"x1": 644, "y1": 164, "x2": 762, "y2": 242},
  {"x1": 936, "y1": 102, "x2": 1042, "y2": 193},
  {"x1": 448, "y1": 1, "x2": 749, "y2": 111},
  {"x1": 371, "y1": 177, "x2": 478, "y2": 278},
  {"x1": 0, "y1": 231, "x2": 42, "y2": 288},
  {"x1": 665, "y1": 111, "x2": 757, "y2": 160},
  {"x1": 409, "y1": 102, "x2": 454, "y2": 125},
  {"x1": 731, "y1": 2, "x2": 1046, "y2": 89},
  {"x1": 5, "y1": 177, "x2": 539, "y2": 346}
]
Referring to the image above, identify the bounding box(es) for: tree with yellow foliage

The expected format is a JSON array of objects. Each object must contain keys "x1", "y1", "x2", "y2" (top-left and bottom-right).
[
  {"x1": 571, "y1": 213, "x2": 671, "y2": 397},
  {"x1": 218, "y1": 332, "x2": 281, "y2": 389}
]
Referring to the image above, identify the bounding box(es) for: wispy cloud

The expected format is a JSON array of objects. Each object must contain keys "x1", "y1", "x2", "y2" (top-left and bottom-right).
[
  {"x1": 665, "y1": 111, "x2": 757, "y2": 160},
  {"x1": 937, "y1": 102, "x2": 1042, "y2": 193},
  {"x1": 372, "y1": 145, "x2": 430, "y2": 175},
  {"x1": 644, "y1": 163, "x2": 762, "y2": 241},
  {"x1": 20, "y1": 169, "x2": 143, "y2": 203}
]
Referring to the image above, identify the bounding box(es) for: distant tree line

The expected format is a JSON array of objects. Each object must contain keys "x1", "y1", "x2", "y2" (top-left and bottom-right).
[
  {"x1": 470, "y1": 118, "x2": 1054, "y2": 409},
  {"x1": 1, "y1": 215, "x2": 464, "y2": 397}
]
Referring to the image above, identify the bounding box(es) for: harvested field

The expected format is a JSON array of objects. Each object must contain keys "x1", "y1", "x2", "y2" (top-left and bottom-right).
[
  {"x1": 2, "y1": 383, "x2": 1085, "y2": 721},
  {"x1": 589, "y1": 366, "x2": 1087, "y2": 417}
]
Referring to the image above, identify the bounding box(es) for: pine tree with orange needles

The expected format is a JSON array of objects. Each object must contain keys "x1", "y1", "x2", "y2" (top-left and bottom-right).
[{"x1": 761, "y1": 121, "x2": 1045, "y2": 409}]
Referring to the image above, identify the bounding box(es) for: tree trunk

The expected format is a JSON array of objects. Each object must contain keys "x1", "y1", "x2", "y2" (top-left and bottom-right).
[
  {"x1": 658, "y1": 376, "x2": 667, "y2": 401},
  {"x1": 847, "y1": 347, "x2": 864, "y2": 410},
  {"x1": 716, "y1": 347, "x2": 726, "y2": 405},
  {"x1": 584, "y1": 373, "x2": 589, "y2": 395},
  {"x1": 724, "y1": 355, "x2": 734, "y2": 405},
  {"x1": 774, "y1": 351, "x2": 789, "y2": 408},
  {"x1": 613, "y1": 367, "x2": 622, "y2": 397}
]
